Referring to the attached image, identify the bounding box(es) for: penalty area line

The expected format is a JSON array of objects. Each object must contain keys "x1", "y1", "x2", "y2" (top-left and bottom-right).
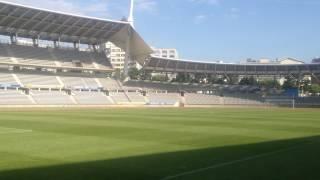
[{"x1": 161, "y1": 141, "x2": 316, "y2": 180}]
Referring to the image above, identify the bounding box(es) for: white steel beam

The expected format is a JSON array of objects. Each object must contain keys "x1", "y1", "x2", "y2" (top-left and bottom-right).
[
  {"x1": 0, "y1": 6, "x2": 20, "y2": 25},
  {"x1": 6, "y1": 8, "x2": 32, "y2": 28},
  {"x1": 60, "y1": 18, "x2": 83, "y2": 35},
  {"x1": 18, "y1": 11, "x2": 42, "y2": 29},
  {"x1": 50, "y1": 16, "x2": 74, "y2": 34},
  {"x1": 29, "y1": 12, "x2": 52, "y2": 31}
]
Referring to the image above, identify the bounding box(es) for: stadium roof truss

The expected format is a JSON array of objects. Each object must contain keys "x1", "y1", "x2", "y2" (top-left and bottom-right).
[
  {"x1": 145, "y1": 56, "x2": 320, "y2": 76},
  {"x1": 0, "y1": 1, "x2": 153, "y2": 63}
]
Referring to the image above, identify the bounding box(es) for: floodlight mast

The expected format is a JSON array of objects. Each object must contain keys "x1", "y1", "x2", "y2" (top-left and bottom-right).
[
  {"x1": 123, "y1": 0, "x2": 134, "y2": 79},
  {"x1": 128, "y1": 0, "x2": 134, "y2": 28}
]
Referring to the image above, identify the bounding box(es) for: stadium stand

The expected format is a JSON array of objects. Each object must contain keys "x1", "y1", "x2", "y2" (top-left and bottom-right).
[
  {"x1": 0, "y1": 1, "x2": 319, "y2": 107},
  {"x1": 145, "y1": 56, "x2": 320, "y2": 76}
]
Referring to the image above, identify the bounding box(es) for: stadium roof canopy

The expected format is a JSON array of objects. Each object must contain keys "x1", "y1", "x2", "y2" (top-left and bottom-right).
[
  {"x1": 0, "y1": 0, "x2": 153, "y2": 63},
  {"x1": 145, "y1": 56, "x2": 320, "y2": 75}
]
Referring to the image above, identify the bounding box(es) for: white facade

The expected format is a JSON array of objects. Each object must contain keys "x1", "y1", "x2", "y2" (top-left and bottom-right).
[
  {"x1": 153, "y1": 48, "x2": 179, "y2": 59},
  {"x1": 105, "y1": 42, "x2": 126, "y2": 70},
  {"x1": 105, "y1": 42, "x2": 141, "y2": 71},
  {"x1": 278, "y1": 58, "x2": 304, "y2": 65}
]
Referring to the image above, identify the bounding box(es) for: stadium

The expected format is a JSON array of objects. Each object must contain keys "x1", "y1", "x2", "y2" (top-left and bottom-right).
[{"x1": 0, "y1": 0, "x2": 320, "y2": 180}]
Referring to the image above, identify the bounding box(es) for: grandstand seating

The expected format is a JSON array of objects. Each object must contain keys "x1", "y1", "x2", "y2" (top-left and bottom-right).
[
  {"x1": 0, "y1": 44, "x2": 111, "y2": 70},
  {"x1": 7, "y1": 45, "x2": 56, "y2": 66},
  {"x1": 0, "y1": 45, "x2": 14, "y2": 63},
  {"x1": 148, "y1": 93, "x2": 180, "y2": 105},
  {"x1": 111, "y1": 92, "x2": 131, "y2": 104},
  {"x1": 126, "y1": 92, "x2": 146, "y2": 103},
  {"x1": 0, "y1": 90, "x2": 31, "y2": 105},
  {"x1": 18, "y1": 74, "x2": 61, "y2": 87},
  {"x1": 0, "y1": 71, "x2": 114, "y2": 90},
  {"x1": 0, "y1": 42, "x2": 319, "y2": 106},
  {"x1": 72, "y1": 91, "x2": 113, "y2": 105},
  {"x1": 0, "y1": 73, "x2": 19, "y2": 87},
  {"x1": 123, "y1": 80, "x2": 260, "y2": 93},
  {"x1": 185, "y1": 94, "x2": 221, "y2": 105},
  {"x1": 99, "y1": 78, "x2": 122, "y2": 90},
  {"x1": 60, "y1": 76, "x2": 101, "y2": 89},
  {"x1": 0, "y1": 73, "x2": 319, "y2": 106},
  {"x1": 31, "y1": 90, "x2": 74, "y2": 105}
]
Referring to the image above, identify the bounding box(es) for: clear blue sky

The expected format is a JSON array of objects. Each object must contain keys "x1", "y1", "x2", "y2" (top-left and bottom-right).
[{"x1": 8, "y1": 0, "x2": 320, "y2": 62}]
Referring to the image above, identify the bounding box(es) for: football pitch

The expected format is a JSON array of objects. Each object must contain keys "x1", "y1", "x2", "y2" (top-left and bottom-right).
[{"x1": 0, "y1": 108, "x2": 320, "y2": 180}]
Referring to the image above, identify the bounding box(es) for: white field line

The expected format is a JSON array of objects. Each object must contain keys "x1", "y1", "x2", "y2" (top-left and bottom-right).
[
  {"x1": 161, "y1": 141, "x2": 317, "y2": 180},
  {"x1": 0, "y1": 127, "x2": 33, "y2": 134}
]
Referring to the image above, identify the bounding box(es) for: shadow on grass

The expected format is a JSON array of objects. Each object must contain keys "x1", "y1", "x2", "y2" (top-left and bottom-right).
[{"x1": 1, "y1": 136, "x2": 320, "y2": 180}]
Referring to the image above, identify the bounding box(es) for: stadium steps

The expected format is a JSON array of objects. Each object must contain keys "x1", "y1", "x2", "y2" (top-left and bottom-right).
[
  {"x1": 106, "y1": 95, "x2": 115, "y2": 104},
  {"x1": 123, "y1": 92, "x2": 132, "y2": 103},
  {"x1": 56, "y1": 76, "x2": 65, "y2": 87},
  {"x1": 69, "y1": 94, "x2": 78, "y2": 105},
  {"x1": 94, "y1": 78, "x2": 103, "y2": 88},
  {"x1": 111, "y1": 93, "x2": 131, "y2": 104},
  {"x1": 26, "y1": 94, "x2": 37, "y2": 104},
  {"x1": 126, "y1": 92, "x2": 146, "y2": 104},
  {"x1": 12, "y1": 74, "x2": 23, "y2": 86}
]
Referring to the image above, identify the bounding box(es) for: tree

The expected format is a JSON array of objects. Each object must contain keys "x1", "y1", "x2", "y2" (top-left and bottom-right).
[
  {"x1": 282, "y1": 76, "x2": 298, "y2": 89},
  {"x1": 239, "y1": 76, "x2": 257, "y2": 85},
  {"x1": 299, "y1": 79, "x2": 312, "y2": 93},
  {"x1": 139, "y1": 69, "x2": 151, "y2": 80},
  {"x1": 128, "y1": 67, "x2": 140, "y2": 80},
  {"x1": 259, "y1": 79, "x2": 281, "y2": 89},
  {"x1": 309, "y1": 84, "x2": 320, "y2": 95},
  {"x1": 151, "y1": 74, "x2": 167, "y2": 82},
  {"x1": 173, "y1": 73, "x2": 191, "y2": 83}
]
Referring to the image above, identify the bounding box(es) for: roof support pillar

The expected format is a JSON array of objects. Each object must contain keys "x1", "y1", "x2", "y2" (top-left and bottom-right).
[
  {"x1": 93, "y1": 44, "x2": 97, "y2": 52},
  {"x1": 57, "y1": 37, "x2": 61, "y2": 48},
  {"x1": 32, "y1": 38, "x2": 37, "y2": 47},
  {"x1": 32, "y1": 36, "x2": 39, "y2": 47},
  {"x1": 53, "y1": 37, "x2": 61, "y2": 49},
  {"x1": 54, "y1": 41, "x2": 58, "y2": 48},
  {"x1": 73, "y1": 41, "x2": 80, "y2": 51},
  {"x1": 10, "y1": 34, "x2": 17, "y2": 45}
]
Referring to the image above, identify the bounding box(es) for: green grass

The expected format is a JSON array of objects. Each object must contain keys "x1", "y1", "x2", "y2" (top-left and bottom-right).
[{"x1": 0, "y1": 108, "x2": 320, "y2": 180}]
